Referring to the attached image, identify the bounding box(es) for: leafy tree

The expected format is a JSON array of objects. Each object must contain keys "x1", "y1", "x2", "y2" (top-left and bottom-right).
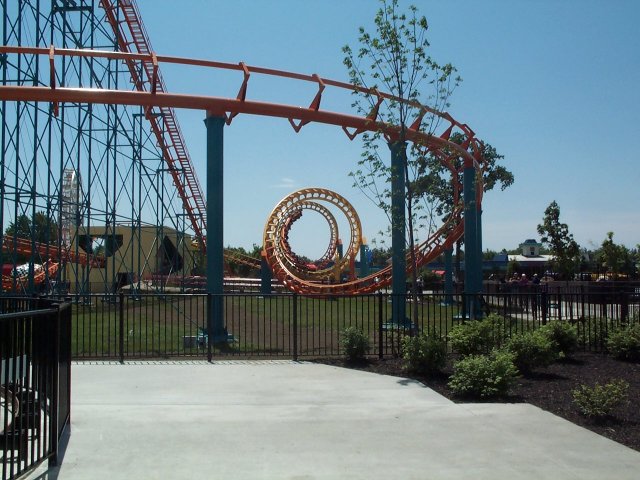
[
  {"x1": 369, "y1": 245, "x2": 392, "y2": 267},
  {"x1": 343, "y1": 0, "x2": 460, "y2": 323},
  {"x1": 482, "y1": 249, "x2": 500, "y2": 261},
  {"x1": 4, "y1": 212, "x2": 58, "y2": 244},
  {"x1": 633, "y1": 245, "x2": 640, "y2": 279},
  {"x1": 224, "y1": 245, "x2": 262, "y2": 278},
  {"x1": 506, "y1": 259, "x2": 520, "y2": 278},
  {"x1": 414, "y1": 136, "x2": 514, "y2": 219},
  {"x1": 3, "y1": 212, "x2": 59, "y2": 264},
  {"x1": 536, "y1": 201, "x2": 580, "y2": 280},
  {"x1": 595, "y1": 232, "x2": 635, "y2": 279},
  {"x1": 413, "y1": 134, "x2": 514, "y2": 278}
]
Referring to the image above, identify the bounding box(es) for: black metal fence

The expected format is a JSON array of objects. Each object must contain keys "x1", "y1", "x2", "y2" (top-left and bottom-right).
[
  {"x1": 1, "y1": 298, "x2": 71, "y2": 480},
  {"x1": 65, "y1": 288, "x2": 639, "y2": 361}
]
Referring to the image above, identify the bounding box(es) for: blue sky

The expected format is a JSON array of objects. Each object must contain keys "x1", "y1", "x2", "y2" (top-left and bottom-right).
[{"x1": 137, "y1": 0, "x2": 639, "y2": 259}]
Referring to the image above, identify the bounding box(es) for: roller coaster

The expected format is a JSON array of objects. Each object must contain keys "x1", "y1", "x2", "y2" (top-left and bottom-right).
[{"x1": 0, "y1": 0, "x2": 485, "y2": 297}]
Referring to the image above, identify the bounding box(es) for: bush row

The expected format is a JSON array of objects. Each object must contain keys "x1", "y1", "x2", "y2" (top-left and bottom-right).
[{"x1": 340, "y1": 316, "x2": 638, "y2": 405}]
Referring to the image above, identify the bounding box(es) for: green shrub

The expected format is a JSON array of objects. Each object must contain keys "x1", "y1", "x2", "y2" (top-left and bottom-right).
[
  {"x1": 401, "y1": 333, "x2": 447, "y2": 374},
  {"x1": 577, "y1": 317, "x2": 613, "y2": 350},
  {"x1": 448, "y1": 314, "x2": 506, "y2": 356},
  {"x1": 539, "y1": 320, "x2": 578, "y2": 356},
  {"x1": 448, "y1": 350, "x2": 518, "y2": 398},
  {"x1": 572, "y1": 379, "x2": 629, "y2": 418},
  {"x1": 505, "y1": 331, "x2": 558, "y2": 374},
  {"x1": 606, "y1": 323, "x2": 640, "y2": 361},
  {"x1": 340, "y1": 326, "x2": 370, "y2": 362}
]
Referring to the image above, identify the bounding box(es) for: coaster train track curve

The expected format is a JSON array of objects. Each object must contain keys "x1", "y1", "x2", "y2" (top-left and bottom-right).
[{"x1": 0, "y1": 44, "x2": 486, "y2": 295}]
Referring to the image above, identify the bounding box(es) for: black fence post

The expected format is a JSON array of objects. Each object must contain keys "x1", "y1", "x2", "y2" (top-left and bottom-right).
[
  {"x1": 292, "y1": 294, "x2": 298, "y2": 361},
  {"x1": 502, "y1": 291, "x2": 508, "y2": 320},
  {"x1": 541, "y1": 291, "x2": 548, "y2": 325},
  {"x1": 207, "y1": 293, "x2": 213, "y2": 362},
  {"x1": 461, "y1": 293, "x2": 467, "y2": 321},
  {"x1": 119, "y1": 292, "x2": 125, "y2": 364},
  {"x1": 49, "y1": 304, "x2": 61, "y2": 467},
  {"x1": 621, "y1": 291, "x2": 629, "y2": 323},
  {"x1": 557, "y1": 293, "x2": 562, "y2": 321},
  {"x1": 378, "y1": 292, "x2": 384, "y2": 359}
]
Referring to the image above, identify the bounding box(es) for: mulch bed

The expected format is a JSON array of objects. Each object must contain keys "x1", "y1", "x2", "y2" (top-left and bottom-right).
[{"x1": 314, "y1": 352, "x2": 640, "y2": 452}]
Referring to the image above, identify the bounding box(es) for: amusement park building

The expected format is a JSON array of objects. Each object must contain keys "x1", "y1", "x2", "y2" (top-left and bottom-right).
[
  {"x1": 505, "y1": 239, "x2": 554, "y2": 276},
  {"x1": 64, "y1": 225, "x2": 197, "y2": 294}
]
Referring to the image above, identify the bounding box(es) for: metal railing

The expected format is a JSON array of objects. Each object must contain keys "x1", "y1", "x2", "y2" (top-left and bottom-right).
[
  {"x1": 1, "y1": 298, "x2": 71, "y2": 480},
  {"x1": 65, "y1": 289, "x2": 639, "y2": 361}
]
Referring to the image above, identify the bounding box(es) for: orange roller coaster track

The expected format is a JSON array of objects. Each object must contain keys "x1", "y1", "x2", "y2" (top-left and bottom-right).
[
  {"x1": 1, "y1": 236, "x2": 106, "y2": 292},
  {"x1": 264, "y1": 188, "x2": 362, "y2": 287},
  {"x1": 0, "y1": 44, "x2": 485, "y2": 295},
  {"x1": 98, "y1": 0, "x2": 207, "y2": 252},
  {"x1": 1, "y1": 261, "x2": 60, "y2": 293},
  {"x1": 1, "y1": 237, "x2": 106, "y2": 269},
  {"x1": 264, "y1": 188, "x2": 464, "y2": 295}
]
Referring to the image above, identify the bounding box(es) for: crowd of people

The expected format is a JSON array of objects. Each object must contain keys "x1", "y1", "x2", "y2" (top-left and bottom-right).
[{"x1": 490, "y1": 271, "x2": 556, "y2": 289}]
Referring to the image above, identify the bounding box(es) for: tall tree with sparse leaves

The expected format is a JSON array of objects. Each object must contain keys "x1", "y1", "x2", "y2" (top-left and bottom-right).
[
  {"x1": 413, "y1": 133, "x2": 514, "y2": 278},
  {"x1": 536, "y1": 201, "x2": 580, "y2": 280},
  {"x1": 343, "y1": 0, "x2": 460, "y2": 324}
]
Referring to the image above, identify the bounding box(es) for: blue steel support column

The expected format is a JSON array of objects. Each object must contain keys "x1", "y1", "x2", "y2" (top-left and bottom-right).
[
  {"x1": 390, "y1": 141, "x2": 407, "y2": 325},
  {"x1": 205, "y1": 114, "x2": 226, "y2": 341},
  {"x1": 359, "y1": 241, "x2": 370, "y2": 278},
  {"x1": 463, "y1": 165, "x2": 480, "y2": 319},
  {"x1": 333, "y1": 240, "x2": 344, "y2": 283},
  {"x1": 443, "y1": 246, "x2": 454, "y2": 305},
  {"x1": 260, "y1": 251, "x2": 272, "y2": 296},
  {"x1": 476, "y1": 207, "x2": 484, "y2": 300}
]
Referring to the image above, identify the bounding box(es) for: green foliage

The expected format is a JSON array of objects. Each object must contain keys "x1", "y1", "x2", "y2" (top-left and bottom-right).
[
  {"x1": 4, "y1": 211, "x2": 59, "y2": 243},
  {"x1": 539, "y1": 320, "x2": 578, "y2": 356},
  {"x1": 606, "y1": 323, "x2": 640, "y2": 361},
  {"x1": 572, "y1": 380, "x2": 629, "y2": 418},
  {"x1": 448, "y1": 314, "x2": 506, "y2": 356},
  {"x1": 595, "y1": 232, "x2": 636, "y2": 279},
  {"x1": 341, "y1": 327, "x2": 370, "y2": 362},
  {"x1": 343, "y1": 0, "x2": 461, "y2": 215},
  {"x1": 414, "y1": 135, "x2": 514, "y2": 221},
  {"x1": 505, "y1": 331, "x2": 558, "y2": 374},
  {"x1": 224, "y1": 245, "x2": 261, "y2": 277},
  {"x1": 577, "y1": 317, "x2": 612, "y2": 350},
  {"x1": 369, "y1": 245, "x2": 392, "y2": 267},
  {"x1": 536, "y1": 201, "x2": 580, "y2": 280},
  {"x1": 342, "y1": 0, "x2": 464, "y2": 326},
  {"x1": 343, "y1": 0, "x2": 458, "y2": 124},
  {"x1": 420, "y1": 270, "x2": 443, "y2": 285},
  {"x1": 448, "y1": 350, "x2": 518, "y2": 398},
  {"x1": 401, "y1": 332, "x2": 447, "y2": 374},
  {"x1": 4, "y1": 212, "x2": 60, "y2": 263},
  {"x1": 506, "y1": 259, "x2": 520, "y2": 278}
]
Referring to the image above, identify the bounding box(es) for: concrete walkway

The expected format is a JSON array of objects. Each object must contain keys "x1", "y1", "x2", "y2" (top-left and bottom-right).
[{"x1": 28, "y1": 360, "x2": 640, "y2": 480}]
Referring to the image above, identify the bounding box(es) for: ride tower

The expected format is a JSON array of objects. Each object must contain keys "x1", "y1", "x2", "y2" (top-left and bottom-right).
[{"x1": 0, "y1": 1, "x2": 203, "y2": 297}]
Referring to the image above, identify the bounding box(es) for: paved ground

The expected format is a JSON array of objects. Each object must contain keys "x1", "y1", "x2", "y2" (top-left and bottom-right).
[{"x1": 28, "y1": 360, "x2": 640, "y2": 480}]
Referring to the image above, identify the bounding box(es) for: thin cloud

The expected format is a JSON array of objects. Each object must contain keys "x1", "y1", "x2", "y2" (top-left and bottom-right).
[{"x1": 270, "y1": 177, "x2": 296, "y2": 189}]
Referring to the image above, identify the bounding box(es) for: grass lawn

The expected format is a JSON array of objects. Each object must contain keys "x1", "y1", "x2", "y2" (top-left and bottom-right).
[{"x1": 69, "y1": 293, "x2": 461, "y2": 358}]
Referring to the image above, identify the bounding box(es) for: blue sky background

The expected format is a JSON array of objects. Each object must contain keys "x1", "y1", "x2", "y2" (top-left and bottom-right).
[{"x1": 137, "y1": 0, "x2": 639, "y2": 259}]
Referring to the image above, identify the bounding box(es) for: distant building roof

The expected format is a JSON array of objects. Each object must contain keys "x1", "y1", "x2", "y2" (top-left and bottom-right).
[{"x1": 508, "y1": 254, "x2": 553, "y2": 264}]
